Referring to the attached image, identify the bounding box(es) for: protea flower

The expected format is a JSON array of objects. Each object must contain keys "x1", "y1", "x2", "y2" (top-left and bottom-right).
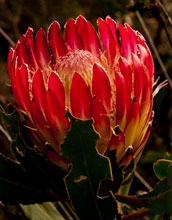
[{"x1": 7, "y1": 16, "x2": 161, "y2": 174}]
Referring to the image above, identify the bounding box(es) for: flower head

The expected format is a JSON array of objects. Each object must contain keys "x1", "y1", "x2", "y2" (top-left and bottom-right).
[{"x1": 8, "y1": 16, "x2": 156, "y2": 172}]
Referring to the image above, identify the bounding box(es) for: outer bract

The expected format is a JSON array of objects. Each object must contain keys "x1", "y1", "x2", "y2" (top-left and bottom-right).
[{"x1": 8, "y1": 16, "x2": 155, "y2": 174}]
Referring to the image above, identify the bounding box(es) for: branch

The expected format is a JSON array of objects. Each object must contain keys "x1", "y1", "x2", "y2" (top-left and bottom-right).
[
  {"x1": 134, "y1": 170, "x2": 153, "y2": 191},
  {"x1": 0, "y1": 27, "x2": 15, "y2": 47},
  {"x1": 0, "y1": 125, "x2": 11, "y2": 142},
  {"x1": 121, "y1": 208, "x2": 151, "y2": 219},
  {"x1": 156, "y1": 0, "x2": 172, "y2": 27},
  {"x1": 129, "y1": 0, "x2": 172, "y2": 90},
  {"x1": 115, "y1": 193, "x2": 156, "y2": 204}
]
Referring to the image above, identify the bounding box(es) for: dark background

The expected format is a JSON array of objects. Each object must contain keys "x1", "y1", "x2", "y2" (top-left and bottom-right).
[{"x1": 0, "y1": 0, "x2": 172, "y2": 194}]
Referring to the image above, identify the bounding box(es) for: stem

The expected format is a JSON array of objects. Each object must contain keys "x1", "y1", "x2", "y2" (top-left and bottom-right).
[
  {"x1": 119, "y1": 178, "x2": 133, "y2": 196},
  {"x1": 121, "y1": 209, "x2": 151, "y2": 219},
  {"x1": 153, "y1": 7, "x2": 172, "y2": 49},
  {"x1": 129, "y1": 0, "x2": 172, "y2": 90},
  {"x1": 156, "y1": 0, "x2": 172, "y2": 27},
  {"x1": 0, "y1": 27, "x2": 15, "y2": 47},
  {"x1": 0, "y1": 125, "x2": 12, "y2": 142},
  {"x1": 115, "y1": 193, "x2": 155, "y2": 204},
  {"x1": 160, "y1": 17, "x2": 172, "y2": 49},
  {"x1": 134, "y1": 171, "x2": 153, "y2": 191}
]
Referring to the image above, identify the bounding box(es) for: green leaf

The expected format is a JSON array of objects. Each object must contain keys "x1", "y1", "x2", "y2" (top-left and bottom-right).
[
  {"x1": 61, "y1": 115, "x2": 117, "y2": 220},
  {"x1": 11, "y1": 135, "x2": 68, "y2": 202},
  {"x1": 140, "y1": 150, "x2": 167, "y2": 164},
  {"x1": 0, "y1": 153, "x2": 61, "y2": 204},
  {"x1": 0, "y1": 105, "x2": 21, "y2": 127},
  {"x1": 21, "y1": 202, "x2": 65, "y2": 220},
  {"x1": 116, "y1": 163, "x2": 172, "y2": 215},
  {"x1": 0, "y1": 105, "x2": 68, "y2": 203},
  {"x1": 153, "y1": 159, "x2": 172, "y2": 180},
  {"x1": 0, "y1": 105, "x2": 22, "y2": 139}
]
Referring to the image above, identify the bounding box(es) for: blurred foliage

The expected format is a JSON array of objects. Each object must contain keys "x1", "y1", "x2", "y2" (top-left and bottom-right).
[{"x1": 0, "y1": 0, "x2": 172, "y2": 219}]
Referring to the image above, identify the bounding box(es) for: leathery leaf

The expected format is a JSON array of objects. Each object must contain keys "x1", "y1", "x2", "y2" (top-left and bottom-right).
[
  {"x1": 116, "y1": 162, "x2": 172, "y2": 215},
  {"x1": 61, "y1": 115, "x2": 117, "y2": 220}
]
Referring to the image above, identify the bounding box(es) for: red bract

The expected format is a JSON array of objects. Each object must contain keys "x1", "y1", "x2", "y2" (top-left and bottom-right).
[{"x1": 8, "y1": 16, "x2": 157, "y2": 172}]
